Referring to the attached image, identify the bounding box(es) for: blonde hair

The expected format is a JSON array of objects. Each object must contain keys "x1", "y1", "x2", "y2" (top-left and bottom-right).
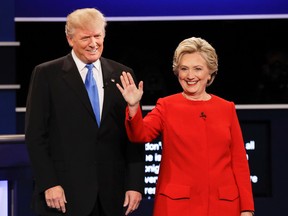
[
  {"x1": 172, "y1": 37, "x2": 218, "y2": 86},
  {"x1": 65, "y1": 8, "x2": 107, "y2": 38}
]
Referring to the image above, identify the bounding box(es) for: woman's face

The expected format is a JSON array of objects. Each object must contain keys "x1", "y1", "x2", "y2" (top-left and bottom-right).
[{"x1": 178, "y1": 52, "x2": 211, "y2": 98}]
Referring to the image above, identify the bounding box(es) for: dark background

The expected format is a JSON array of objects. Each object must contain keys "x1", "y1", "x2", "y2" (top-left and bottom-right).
[
  {"x1": 9, "y1": 19, "x2": 288, "y2": 216},
  {"x1": 2, "y1": 1, "x2": 288, "y2": 215},
  {"x1": 15, "y1": 19, "x2": 288, "y2": 107}
]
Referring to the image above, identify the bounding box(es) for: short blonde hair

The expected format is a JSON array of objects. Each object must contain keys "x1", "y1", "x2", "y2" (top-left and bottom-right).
[
  {"x1": 65, "y1": 8, "x2": 107, "y2": 38},
  {"x1": 172, "y1": 37, "x2": 218, "y2": 86}
]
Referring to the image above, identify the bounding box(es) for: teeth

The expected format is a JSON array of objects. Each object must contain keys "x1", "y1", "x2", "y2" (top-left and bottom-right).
[
  {"x1": 88, "y1": 49, "x2": 97, "y2": 53},
  {"x1": 187, "y1": 81, "x2": 197, "y2": 84}
]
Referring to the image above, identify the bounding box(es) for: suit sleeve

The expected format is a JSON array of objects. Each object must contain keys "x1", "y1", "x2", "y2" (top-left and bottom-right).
[
  {"x1": 25, "y1": 66, "x2": 59, "y2": 193},
  {"x1": 125, "y1": 98, "x2": 164, "y2": 144}
]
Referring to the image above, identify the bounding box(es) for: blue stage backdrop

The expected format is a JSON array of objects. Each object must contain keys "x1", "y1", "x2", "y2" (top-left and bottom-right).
[{"x1": 15, "y1": 0, "x2": 288, "y2": 18}]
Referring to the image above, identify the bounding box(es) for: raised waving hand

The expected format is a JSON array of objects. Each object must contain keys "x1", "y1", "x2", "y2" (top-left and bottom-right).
[
  {"x1": 116, "y1": 72, "x2": 144, "y2": 118},
  {"x1": 117, "y1": 72, "x2": 143, "y2": 106}
]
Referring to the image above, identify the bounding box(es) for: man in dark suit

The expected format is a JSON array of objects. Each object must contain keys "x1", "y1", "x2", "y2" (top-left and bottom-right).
[{"x1": 25, "y1": 8, "x2": 145, "y2": 216}]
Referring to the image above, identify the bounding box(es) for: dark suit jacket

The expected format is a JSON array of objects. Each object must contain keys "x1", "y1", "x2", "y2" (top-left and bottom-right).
[{"x1": 25, "y1": 54, "x2": 145, "y2": 216}]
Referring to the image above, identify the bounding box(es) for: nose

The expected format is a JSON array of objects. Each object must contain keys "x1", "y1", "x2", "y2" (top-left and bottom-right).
[
  {"x1": 89, "y1": 37, "x2": 97, "y2": 46},
  {"x1": 187, "y1": 69, "x2": 195, "y2": 79}
]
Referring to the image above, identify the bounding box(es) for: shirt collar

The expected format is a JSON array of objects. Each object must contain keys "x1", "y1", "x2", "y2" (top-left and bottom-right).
[{"x1": 71, "y1": 50, "x2": 101, "y2": 72}]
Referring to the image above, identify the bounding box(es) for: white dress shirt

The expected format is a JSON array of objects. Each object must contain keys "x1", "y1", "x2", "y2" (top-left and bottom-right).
[{"x1": 71, "y1": 50, "x2": 104, "y2": 119}]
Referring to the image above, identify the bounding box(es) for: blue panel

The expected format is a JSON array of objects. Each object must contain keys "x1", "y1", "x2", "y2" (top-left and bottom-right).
[
  {"x1": 15, "y1": 0, "x2": 288, "y2": 17},
  {"x1": 0, "y1": 144, "x2": 30, "y2": 167},
  {"x1": 0, "y1": 91, "x2": 16, "y2": 134},
  {"x1": 0, "y1": 1, "x2": 15, "y2": 40}
]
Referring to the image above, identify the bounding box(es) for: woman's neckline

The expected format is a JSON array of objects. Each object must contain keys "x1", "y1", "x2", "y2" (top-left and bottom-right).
[{"x1": 181, "y1": 92, "x2": 212, "y2": 101}]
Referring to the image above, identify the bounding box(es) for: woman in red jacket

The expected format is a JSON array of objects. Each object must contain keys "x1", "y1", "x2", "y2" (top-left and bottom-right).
[{"x1": 117, "y1": 37, "x2": 254, "y2": 216}]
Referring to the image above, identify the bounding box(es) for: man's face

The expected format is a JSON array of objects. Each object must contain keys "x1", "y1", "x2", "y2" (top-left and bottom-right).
[{"x1": 67, "y1": 26, "x2": 104, "y2": 64}]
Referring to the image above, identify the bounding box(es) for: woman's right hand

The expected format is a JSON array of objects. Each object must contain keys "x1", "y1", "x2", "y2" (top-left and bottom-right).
[{"x1": 116, "y1": 71, "x2": 143, "y2": 108}]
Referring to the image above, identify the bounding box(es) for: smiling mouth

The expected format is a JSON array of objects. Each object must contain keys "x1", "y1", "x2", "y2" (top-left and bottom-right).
[
  {"x1": 187, "y1": 80, "x2": 197, "y2": 85},
  {"x1": 86, "y1": 47, "x2": 99, "y2": 53},
  {"x1": 88, "y1": 49, "x2": 97, "y2": 53}
]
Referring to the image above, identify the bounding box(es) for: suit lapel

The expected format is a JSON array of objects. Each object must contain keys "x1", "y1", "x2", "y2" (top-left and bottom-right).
[
  {"x1": 61, "y1": 54, "x2": 96, "y2": 121},
  {"x1": 100, "y1": 57, "x2": 118, "y2": 123}
]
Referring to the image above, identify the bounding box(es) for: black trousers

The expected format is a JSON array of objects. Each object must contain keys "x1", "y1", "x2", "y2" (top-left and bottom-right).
[
  {"x1": 88, "y1": 198, "x2": 107, "y2": 216},
  {"x1": 89, "y1": 194, "x2": 129, "y2": 216}
]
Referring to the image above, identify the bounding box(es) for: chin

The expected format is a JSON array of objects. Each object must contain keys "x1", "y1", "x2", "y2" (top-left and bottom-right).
[{"x1": 87, "y1": 57, "x2": 100, "y2": 62}]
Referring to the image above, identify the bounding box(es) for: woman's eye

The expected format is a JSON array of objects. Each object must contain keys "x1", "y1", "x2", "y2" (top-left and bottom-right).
[{"x1": 180, "y1": 67, "x2": 188, "y2": 71}]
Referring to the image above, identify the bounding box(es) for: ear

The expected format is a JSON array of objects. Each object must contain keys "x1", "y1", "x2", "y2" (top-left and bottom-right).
[
  {"x1": 66, "y1": 35, "x2": 73, "y2": 47},
  {"x1": 206, "y1": 73, "x2": 213, "y2": 86},
  {"x1": 208, "y1": 74, "x2": 212, "y2": 81}
]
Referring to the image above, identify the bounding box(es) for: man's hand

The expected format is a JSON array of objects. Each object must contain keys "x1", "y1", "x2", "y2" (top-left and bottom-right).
[
  {"x1": 45, "y1": 185, "x2": 67, "y2": 213},
  {"x1": 123, "y1": 190, "x2": 142, "y2": 215}
]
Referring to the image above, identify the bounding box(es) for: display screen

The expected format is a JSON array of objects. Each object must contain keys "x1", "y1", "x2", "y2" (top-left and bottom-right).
[{"x1": 0, "y1": 180, "x2": 8, "y2": 216}]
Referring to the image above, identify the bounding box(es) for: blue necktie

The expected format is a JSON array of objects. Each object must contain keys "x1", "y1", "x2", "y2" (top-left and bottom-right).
[{"x1": 85, "y1": 64, "x2": 100, "y2": 126}]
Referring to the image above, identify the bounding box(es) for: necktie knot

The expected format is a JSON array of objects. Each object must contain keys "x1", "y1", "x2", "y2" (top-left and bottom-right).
[{"x1": 86, "y1": 63, "x2": 94, "y2": 71}]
